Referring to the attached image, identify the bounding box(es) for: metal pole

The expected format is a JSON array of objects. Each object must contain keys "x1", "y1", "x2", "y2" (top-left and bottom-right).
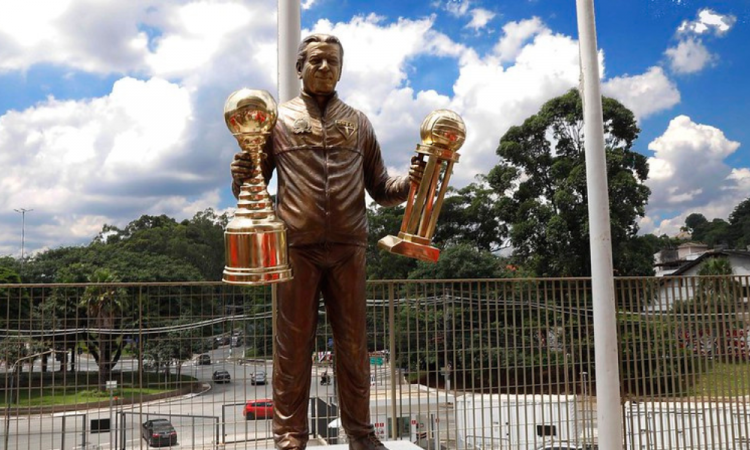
[
  {"x1": 278, "y1": 0, "x2": 301, "y2": 103},
  {"x1": 13, "y1": 208, "x2": 33, "y2": 263},
  {"x1": 3, "y1": 368, "x2": 14, "y2": 450},
  {"x1": 61, "y1": 416, "x2": 66, "y2": 450},
  {"x1": 273, "y1": 0, "x2": 300, "y2": 414},
  {"x1": 109, "y1": 390, "x2": 114, "y2": 450},
  {"x1": 574, "y1": 2, "x2": 623, "y2": 450},
  {"x1": 389, "y1": 283, "x2": 398, "y2": 440}
]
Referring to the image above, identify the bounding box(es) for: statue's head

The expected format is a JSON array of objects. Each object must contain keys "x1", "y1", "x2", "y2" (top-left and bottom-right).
[{"x1": 296, "y1": 34, "x2": 344, "y2": 97}]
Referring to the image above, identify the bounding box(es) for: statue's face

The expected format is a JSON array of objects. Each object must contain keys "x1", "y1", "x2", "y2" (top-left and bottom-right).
[{"x1": 298, "y1": 42, "x2": 341, "y2": 97}]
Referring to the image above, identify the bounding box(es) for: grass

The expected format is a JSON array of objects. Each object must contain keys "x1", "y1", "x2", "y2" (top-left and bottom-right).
[
  {"x1": 10, "y1": 387, "x2": 168, "y2": 407},
  {"x1": 1, "y1": 370, "x2": 196, "y2": 408},
  {"x1": 689, "y1": 360, "x2": 750, "y2": 397}
]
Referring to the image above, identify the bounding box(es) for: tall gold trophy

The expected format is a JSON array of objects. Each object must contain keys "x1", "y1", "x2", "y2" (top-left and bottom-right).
[
  {"x1": 378, "y1": 109, "x2": 466, "y2": 263},
  {"x1": 222, "y1": 89, "x2": 293, "y2": 285}
]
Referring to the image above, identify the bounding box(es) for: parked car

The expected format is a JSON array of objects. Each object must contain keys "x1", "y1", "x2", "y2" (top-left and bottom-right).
[
  {"x1": 197, "y1": 354, "x2": 211, "y2": 365},
  {"x1": 141, "y1": 418, "x2": 177, "y2": 447},
  {"x1": 250, "y1": 371, "x2": 267, "y2": 385},
  {"x1": 212, "y1": 370, "x2": 231, "y2": 383},
  {"x1": 244, "y1": 399, "x2": 273, "y2": 420},
  {"x1": 536, "y1": 444, "x2": 598, "y2": 450}
]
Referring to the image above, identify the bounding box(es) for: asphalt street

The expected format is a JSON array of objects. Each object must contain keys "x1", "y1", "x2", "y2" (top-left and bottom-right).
[{"x1": 3, "y1": 344, "x2": 342, "y2": 450}]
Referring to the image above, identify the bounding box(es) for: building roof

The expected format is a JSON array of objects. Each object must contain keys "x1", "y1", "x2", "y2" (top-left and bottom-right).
[{"x1": 669, "y1": 249, "x2": 750, "y2": 276}]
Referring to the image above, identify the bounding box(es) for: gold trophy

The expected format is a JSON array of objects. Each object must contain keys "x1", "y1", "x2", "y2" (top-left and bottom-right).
[
  {"x1": 222, "y1": 88, "x2": 293, "y2": 285},
  {"x1": 378, "y1": 109, "x2": 466, "y2": 263}
]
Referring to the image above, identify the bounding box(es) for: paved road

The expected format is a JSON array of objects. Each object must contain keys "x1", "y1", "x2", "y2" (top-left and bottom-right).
[{"x1": 2, "y1": 345, "x2": 345, "y2": 450}]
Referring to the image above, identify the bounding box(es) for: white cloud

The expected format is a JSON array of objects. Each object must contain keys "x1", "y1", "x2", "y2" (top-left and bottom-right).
[
  {"x1": 663, "y1": 9, "x2": 736, "y2": 77},
  {"x1": 602, "y1": 66, "x2": 680, "y2": 120},
  {"x1": 665, "y1": 38, "x2": 714, "y2": 74},
  {"x1": 445, "y1": 0, "x2": 471, "y2": 17},
  {"x1": 0, "y1": 0, "x2": 274, "y2": 81},
  {"x1": 678, "y1": 9, "x2": 736, "y2": 36},
  {"x1": 466, "y1": 8, "x2": 496, "y2": 31},
  {"x1": 301, "y1": 0, "x2": 317, "y2": 9},
  {"x1": 494, "y1": 17, "x2": 547, "y2": 63},
  {"x1": 0, "y1": 1, "x2": 156, "y2": 74},
  {"x1": 643, "y1": 115, "x2": 746, "y2": 236},
  {"x1": 0, "y1": 76, "x2": 223, "y2": 253},
  {"x1": 144, "y1": 2, "x2": 255, "y2": 78}
]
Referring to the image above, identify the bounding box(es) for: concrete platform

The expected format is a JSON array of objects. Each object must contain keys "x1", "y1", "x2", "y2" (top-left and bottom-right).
[
  {"x1": 217, "y1": 441, "x2": 422, "y2": 450},
  {"x1": 318, "y1": 442, "x2": 422, "y2": 450}
]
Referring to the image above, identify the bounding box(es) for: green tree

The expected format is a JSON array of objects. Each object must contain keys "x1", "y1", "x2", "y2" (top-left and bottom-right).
[
  {"x1": 487, "y1": 89, "x2": 651, "y2": 277},
  {"x1": 728, "y1": 197, "x2": 750, "y2": 248},
  {"x1": 688, "y1": 217, "x2": 731, "y2": 248},
  {"x1": 24, "y1": 209, "x2": 224, "y2": 284},
  {"x1": 408, "y1": 244, "x2": 509, "y2": 280},
  {"x1": 433, "y1": 177, "x2": 505, "y2": 252},
  {"x1": 80, "y1": 268, "x2": 129, "y2": 390},
  {"x1": 1, "y1": 259, "x2": 29, "y2": 331},
  {"x1": 365, "y1": 204, "x2": 418, "y2": 279},
  {"x1": 0, "y1": 260, "x2": 21, "y2": 284},
  {"x1": 143, "y1": 319, "x2": 212, "y2": 379},
  {"x1": 684, "y1": 213, "x2": 708, "y2": 234}
]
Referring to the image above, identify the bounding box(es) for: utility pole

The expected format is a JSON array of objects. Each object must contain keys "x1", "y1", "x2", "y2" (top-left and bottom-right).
[{"x1": 13, "y1": 208, "x2": 33, "y2": 263}]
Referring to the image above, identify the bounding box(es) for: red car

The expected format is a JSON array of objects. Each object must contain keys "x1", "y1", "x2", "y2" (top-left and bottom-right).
[{"x1": 244, "y1": 399, "x2": 273, "y2": 420}]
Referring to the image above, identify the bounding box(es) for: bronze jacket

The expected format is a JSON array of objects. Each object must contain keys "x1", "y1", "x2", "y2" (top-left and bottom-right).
[{"x1": 254, "y1": 92, "x2": 409, "y2": 247}]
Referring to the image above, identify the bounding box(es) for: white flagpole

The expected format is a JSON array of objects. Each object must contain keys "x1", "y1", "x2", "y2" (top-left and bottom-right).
[
  {"x1": 575, "y1": 1, "x2": 623, "y2": 449},
  {"x1": 278, "y1": 0, "x2": 301, "y2": 103},
  {"x1": 273, "y1": 0, "x2": 300, "y2": 360}
]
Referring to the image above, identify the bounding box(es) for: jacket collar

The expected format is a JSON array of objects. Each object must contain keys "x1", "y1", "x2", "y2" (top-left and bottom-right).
[{"x1": 299, "y1": 90, "x2": 339, "y2": 117}]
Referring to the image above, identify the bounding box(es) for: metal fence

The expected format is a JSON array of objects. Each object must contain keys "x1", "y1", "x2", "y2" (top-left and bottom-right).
[{"x1": 1, "y1": 276, "x2": 749, "y2": 450}]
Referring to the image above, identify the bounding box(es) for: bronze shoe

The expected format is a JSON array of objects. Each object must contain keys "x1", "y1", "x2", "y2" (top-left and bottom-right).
[{"x1": 349, "y1": 433, "x2": 387, "y2": 450}]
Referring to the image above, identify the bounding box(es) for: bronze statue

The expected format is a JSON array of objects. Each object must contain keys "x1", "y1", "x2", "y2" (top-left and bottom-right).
[{"x1": 230, "y1": 34, "x2": 423, "y2": 450}]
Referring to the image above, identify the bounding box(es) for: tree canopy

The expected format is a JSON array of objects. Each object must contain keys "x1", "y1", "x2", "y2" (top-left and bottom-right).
[
  {"x1": 21, "y1": 209, "x2": 228, "y2": 283},
  {"x1": 487, "y1": 89, "x2": 652, "y2": 277}
]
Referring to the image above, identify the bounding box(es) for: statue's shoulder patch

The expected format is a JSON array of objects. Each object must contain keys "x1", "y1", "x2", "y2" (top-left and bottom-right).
[
  {"x1": 335, "y1": 119, "x2": 357, "y2": 139},
  {"x1": 292, "y1": 117, "x2": 312, "y2": 134}
]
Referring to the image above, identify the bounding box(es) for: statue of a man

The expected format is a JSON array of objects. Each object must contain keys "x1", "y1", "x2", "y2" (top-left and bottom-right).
[{"x1": 231, "y1": 34, "x2": 422, "y2": 450}]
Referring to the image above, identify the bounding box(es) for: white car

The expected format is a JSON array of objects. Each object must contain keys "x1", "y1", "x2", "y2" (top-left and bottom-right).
[{"x1": 536, "y1": 443, "x2": 597, "y2": 450}]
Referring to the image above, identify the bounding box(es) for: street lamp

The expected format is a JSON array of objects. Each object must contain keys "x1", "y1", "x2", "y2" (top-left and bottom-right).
[{"x1": 13, "y1": 208, "x2": 33, "y2": 263}]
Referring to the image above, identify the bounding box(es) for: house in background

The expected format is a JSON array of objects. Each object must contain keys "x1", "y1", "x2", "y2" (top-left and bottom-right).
[
  {"x1": 649, "y1": 245, "x2": 750, "y2": 311},
  {"x1": 653, "y1": 242, "x2": 710, "y2": 277}
]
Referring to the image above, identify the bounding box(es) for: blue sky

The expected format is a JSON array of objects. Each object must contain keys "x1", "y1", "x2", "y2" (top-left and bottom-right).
[{"x1": 0, "y1": 0, "x2": 748, "y2": 258}]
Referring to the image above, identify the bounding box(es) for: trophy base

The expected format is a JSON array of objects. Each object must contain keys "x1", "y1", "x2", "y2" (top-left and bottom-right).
[
  {"x1": 378, "y1": 235, "x2": 440, "y2": 263},
  {"x1": 223, "y1": 224, "x2": 293, "y2": 286},
  {"x1": 222, "y1": 266, "x2": 293, "y2": 285}
]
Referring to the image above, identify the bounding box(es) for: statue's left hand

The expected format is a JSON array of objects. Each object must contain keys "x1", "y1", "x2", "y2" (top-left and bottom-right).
[{"x1": 408, "y1": 155, "x2": 426, "y2": 185}]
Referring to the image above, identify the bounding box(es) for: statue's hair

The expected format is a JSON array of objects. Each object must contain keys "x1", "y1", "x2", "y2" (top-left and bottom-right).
[{"x1": 296, "y1": 34, "x2": 344, "y2": 72}]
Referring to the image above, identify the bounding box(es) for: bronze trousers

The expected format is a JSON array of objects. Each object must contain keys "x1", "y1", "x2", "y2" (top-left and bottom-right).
[{"x1": 273, "y1": 244, "x2": 374, "y2": 449}]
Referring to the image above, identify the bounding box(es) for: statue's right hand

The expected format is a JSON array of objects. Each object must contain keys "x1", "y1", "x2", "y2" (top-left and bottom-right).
[{"x1": 231, "y1": 151, "x2": 255, "y2": 185}]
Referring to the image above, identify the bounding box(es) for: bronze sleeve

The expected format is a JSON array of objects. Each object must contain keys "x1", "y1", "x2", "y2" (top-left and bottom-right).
[{"x1": 360, "y1": 115, "x2": 410, "y2": 207}]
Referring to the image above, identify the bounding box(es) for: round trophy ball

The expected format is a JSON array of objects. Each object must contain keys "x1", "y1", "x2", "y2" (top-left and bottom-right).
[
  {"x1": 224, "y1": 88, "x2": 278, "y2": 135},
  {"x1": 419, "y1": 109, "x2": 466, "y2": 152}
]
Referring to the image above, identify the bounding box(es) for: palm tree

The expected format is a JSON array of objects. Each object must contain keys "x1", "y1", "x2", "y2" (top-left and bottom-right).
[{"x1": 80, "y1": 268, "x2": 128, "y2": 390}]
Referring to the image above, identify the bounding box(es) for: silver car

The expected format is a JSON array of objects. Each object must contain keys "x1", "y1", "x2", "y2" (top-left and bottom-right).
[{"x1": 250, "y1": 371, "x2": 267, "y2": 385}]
